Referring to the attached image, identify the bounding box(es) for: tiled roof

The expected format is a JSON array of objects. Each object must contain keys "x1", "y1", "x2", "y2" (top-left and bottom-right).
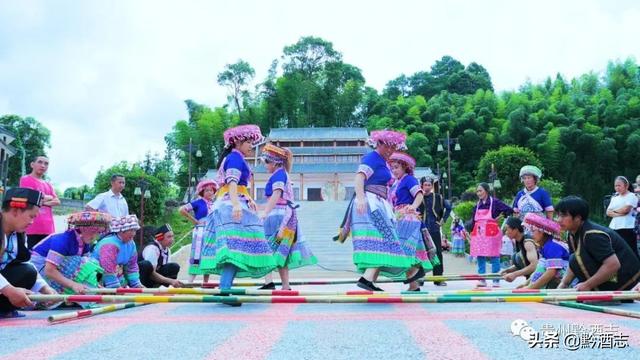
[{"x1": 268, "y1": 127, "x2": 368, "y2": 141}]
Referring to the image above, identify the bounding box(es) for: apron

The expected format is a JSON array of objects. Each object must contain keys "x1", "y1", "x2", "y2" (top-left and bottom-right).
[{"x1": 470, "y1": 197, "x2": 502, "y2": 257}]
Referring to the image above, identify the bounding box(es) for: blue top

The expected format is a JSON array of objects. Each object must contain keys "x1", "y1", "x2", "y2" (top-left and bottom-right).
[
  {"x1": 189, "y1": 198, "x2": 212, "y2": 220},
  {"x1": 92, "y1": 234, "x2": 141, "y2": 288},
  {"x1": 513, "y1": 187, "x2": 554, "y2": 214},
  {"x1": 265, "y1": 168, "x2": 287, "y2": 197},
  {"x1": 357, "y1": 151, "x2": 391, "y2": 186},
  {"x1": 392, "y1": 175, "x2": 421, "y2": 206},
  {"x1": 541, "y1": 239, "x2": 570, "y2": 261},
  {"x1": 32, "y1": 230, "x2": 88, "y2": 259},
  {"x1": 224, "y1": 150, "x2": 251, "y2": 186}
]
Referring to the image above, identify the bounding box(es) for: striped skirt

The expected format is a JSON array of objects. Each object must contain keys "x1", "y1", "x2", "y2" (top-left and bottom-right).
[
  {"x1": 395, "y1": 210, "x2": 433, "y2": 275},
  {"x1": 264, "y1": 204, "x2": 317, "y2": 269},
  {"x1": 188, "y1": 225, "x2": 213, "y2": 275},
  {"x1": 351, "y1": 193, "x2": 414, "y2": 277},
  {"x1": 200, "y1": 196, "x2": 277, "y2": 278}
]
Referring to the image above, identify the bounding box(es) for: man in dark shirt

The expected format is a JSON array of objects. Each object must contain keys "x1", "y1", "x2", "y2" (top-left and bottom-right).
[
  {"x1": 417, "y1": 176, "x2": 451, "y2": 285},
  {"x1": 556, "y1": 196, "x2": 640, "y2": 291}
]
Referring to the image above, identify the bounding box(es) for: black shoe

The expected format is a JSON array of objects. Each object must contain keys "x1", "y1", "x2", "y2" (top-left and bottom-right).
[
  {"x1": 433, "y1": 281, "x2": 447, "y2": 286},
  {"x1": 357, "y1": 277, "x2": 385, "y2": 291},
  {"x1": 403, "y1": 267, "x2": 426, "y2": 284},
  {"x1": 222, "y1": 302, "x2": 243, "y2": 307},
  {"x1": 258, "y1": 282, "x2": 276, "y2": 290},
  {"x1": 407, "y1": 287, "x2": 421, "y2": 292}
]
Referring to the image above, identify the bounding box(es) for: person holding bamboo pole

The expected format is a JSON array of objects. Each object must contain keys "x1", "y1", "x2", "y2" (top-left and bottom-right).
[{"x1": 556, "y1": 196, "x2": 640, "y2": 292}]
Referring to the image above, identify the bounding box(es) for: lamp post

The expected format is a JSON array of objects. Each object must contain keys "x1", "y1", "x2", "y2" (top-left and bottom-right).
[
  {"x1": 185, "y1": 137, "x2": 202, "y2": 202},
  {"x1": 437, "y1": 131, "x2": 461, "y2": 199},
  {"x1": 488, "y1": 163, "x2": 502, "y2": 196},
  {"x1": 134, "y1": 179, "x2": 151, "y2": 249}
]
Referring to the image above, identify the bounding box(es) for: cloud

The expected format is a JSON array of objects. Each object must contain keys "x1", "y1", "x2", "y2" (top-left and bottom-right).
[{"x1": 0, "y1": 0, "x2": 639, "y2": 190}]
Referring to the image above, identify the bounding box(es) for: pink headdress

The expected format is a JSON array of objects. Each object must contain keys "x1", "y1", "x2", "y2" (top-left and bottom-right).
[
  {"x1": 389, "y1": 152, "x2": 416, "y2": 174},
  {"x1": 196, "y1": 179, "x2": 218, "y2": 196},
  {"x1": 522, "y1": 213, "x2": 561, "y2": 238},
  {"x1": 223, "y1": 125, "x2": 264, "y2": 149},
  {"x1": 368, "y1": 130, "x2": 407, "y2": 150}
]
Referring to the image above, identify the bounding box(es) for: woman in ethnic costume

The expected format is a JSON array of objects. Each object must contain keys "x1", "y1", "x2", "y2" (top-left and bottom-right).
[
  {"x1": 179, "y1": 179, "x2": 218, "y2": 284},
  {"x1": 388, "y1": 152, "x2": 435, "y2": 291},
  {"x1": 91, "y1": 214, "x2": 143, "y2": 288},
  {"x1": 200, "y1": 125, "x2": 276, "y2": 304},
  {"x1": 335, "y1": 130, "x2": 413, "y2": 292},
  {"x1": 512, "y1": 165, "x2": 554, "y2": 220},
  {"x1": 522, "y1": 213, "x2": 571, "y2": 289},
  {"x1": 258, "y1": 143, "x2": 317, "y2": 290},
  {"x1": 470, "y1": 183, "x2": 513, "y2": 288},
  {"x1": 31, "y1": 211, "x2": 110, "y2": 295}
]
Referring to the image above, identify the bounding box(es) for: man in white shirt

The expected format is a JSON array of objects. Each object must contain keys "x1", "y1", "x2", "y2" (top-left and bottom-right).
[
  {"x1": 137, "y1": 224, "x2": 183, "y2": 288},
  {"x1": 86, "y1": 174, "x2": 129, "y2": 218}
]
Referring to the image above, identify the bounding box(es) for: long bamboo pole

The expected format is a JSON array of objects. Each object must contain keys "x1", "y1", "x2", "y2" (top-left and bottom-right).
[
  {"x1": 47, "y1": 302, "x2": 147, "y2": 323},
  {"x1": 184, "y1": 274, "x2": 504, "y2": 288},
  {"x1": 83, "y1": 287, "x2": 634, "y2": 298},
  {"x1": 29, "y1": 293, "x2": 640, "y2": 304}
]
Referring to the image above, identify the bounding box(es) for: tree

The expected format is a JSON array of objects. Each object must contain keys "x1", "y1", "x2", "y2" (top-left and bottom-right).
[
  {"x1": 165, "y1": 100, "x2": 232, "y2": 193},
  {"x1": 0, "y1": 115, "x2": 51, "y2": 185},
  {"x1": 92, "y1": 157, "x2": 172, "y2": 224},
  {"x1": 217, "y1": 60, "x2": 256, "y2": 120},
  {"x1": 477, "y1": 145, "x2": 543, "y2": 198}
]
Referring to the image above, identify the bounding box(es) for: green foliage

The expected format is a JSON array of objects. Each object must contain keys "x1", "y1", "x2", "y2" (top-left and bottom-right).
[
  {"x1": 538, "y1": 178, "x2": 564, "y2": 199},
  {"x1": 0, "y1": 115, "x2": 51, "y2": 185},
  {"x1": 92, "y1": 154, "x2": 172, "y2": 224},
  {"x1": 217, "y1": 60, "x2": 255, "y2": 119},
  {"x1": 477, "y1": 145, "x2": 542, "y2": 198},
  {"x1": 63, "y1": 185, "x2": 91, "y2": 200},
  {"x1": 453, "y1": 201, "x2": 476, "y2": 222},
  {"x1": 158, "y1": 36, "x2": 640, "y2": 218}
]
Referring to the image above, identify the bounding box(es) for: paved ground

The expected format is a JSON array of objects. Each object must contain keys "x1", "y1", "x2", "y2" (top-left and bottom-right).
[{"x1": 14, "y1": 206, "x2": 636, "y2": 359}]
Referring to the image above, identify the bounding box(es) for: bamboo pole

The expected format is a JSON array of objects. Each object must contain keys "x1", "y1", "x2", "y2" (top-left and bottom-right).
[
  {"x1": 184, "y1": 274, "x2": 505, "y2": 288},
  {"x1": 47, "y1": 302, "x2": 147, "y2": 323},
  {"x1": 83, "y1": 287, "x2": 634, "y2": 298},
  {"x1": 29, "y1": 292, "x2": 640, "y2": 304}
]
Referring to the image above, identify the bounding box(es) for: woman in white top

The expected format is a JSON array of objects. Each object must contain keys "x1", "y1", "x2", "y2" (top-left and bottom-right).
[{"x1": 606, "y1": 176, "x2": 639, "y2": 258}]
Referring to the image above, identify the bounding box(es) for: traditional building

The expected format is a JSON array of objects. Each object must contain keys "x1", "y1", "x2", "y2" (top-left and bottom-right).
[{"x1": 249, "y1": 128, "x2": 370, "y2": 201}]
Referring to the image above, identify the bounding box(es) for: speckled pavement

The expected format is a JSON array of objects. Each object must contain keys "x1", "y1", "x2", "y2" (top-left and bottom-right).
[{"x1": 3, "y1": 279, "x2": 640, "y2": 360}]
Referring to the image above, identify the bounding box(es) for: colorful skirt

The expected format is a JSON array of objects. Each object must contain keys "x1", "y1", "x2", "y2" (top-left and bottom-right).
[
  {"x1": 264, "y1": 204, "x2": 317, "y2": 269},
  {"x1": 200, "y1": 196, "x2": 276, "y2": 278},
  {"x1": 188, "y1": 225, "x2": 211, "y2": 275},
  {"x1": 395, "y1": 210, "x2": 433, "y2": 275},
  {"x1": 530, "y1": 258, "x2": 568, "y2": 289},
  {"x1": 349, "y1": 193, "x2": 414, "y2": 277},
  {"x1": 451, "y1": 235, "x2": 465, "y2": 255},
  {"x1": 31, "y1": 253, "x2": 103, "y2": 308}
]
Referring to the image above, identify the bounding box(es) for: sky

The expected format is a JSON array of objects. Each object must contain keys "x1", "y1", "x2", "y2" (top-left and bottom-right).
[{"x1": 1, "y1": 0, "x2": 639, "y2": 191}]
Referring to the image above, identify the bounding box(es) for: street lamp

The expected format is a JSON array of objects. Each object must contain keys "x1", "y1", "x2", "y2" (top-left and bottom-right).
[
  {"x1": 488, "y1": 163, "x2": 502, "y2": 196},
  {"x1": 134, "y1": 179, "x2": 151, "y2": 249},
  {"x1": 437, "y1": 131, "x2": 461, "y2": 199},
  {"x1": 185, "y1": 137, "x2": 202, "y2": 202}
]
